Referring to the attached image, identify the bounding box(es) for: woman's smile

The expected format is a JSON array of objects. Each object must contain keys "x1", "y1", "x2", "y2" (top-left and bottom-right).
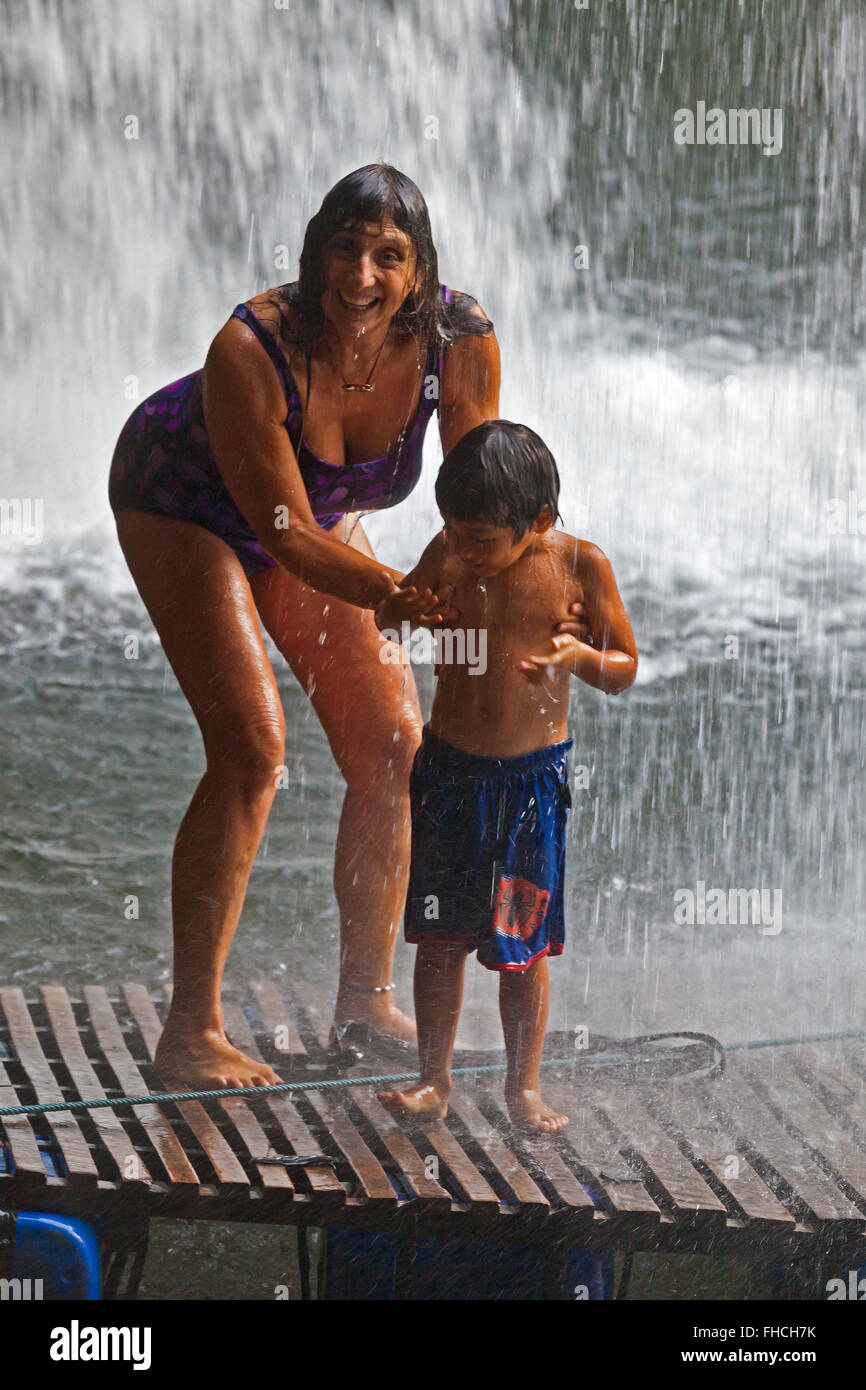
[{"x1": 336, "y1": 288, "x2": 382, "y2": 317}]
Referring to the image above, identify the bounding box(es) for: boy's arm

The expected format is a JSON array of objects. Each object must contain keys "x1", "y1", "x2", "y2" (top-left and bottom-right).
[
  {"x1": 519, "y1": 539, "x2": 638, "y2": 694},
  {"x1": 401, "y1": 531, "x2": 446, "y2": 593},
  {"x1": 374, "y1": 532, "x2": 452, "y2": 635}
]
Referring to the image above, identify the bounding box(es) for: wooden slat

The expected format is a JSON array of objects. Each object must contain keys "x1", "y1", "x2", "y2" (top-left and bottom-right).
[
  {"x1": 477, "y1": 1092, "x2": 599, "y2": 1215},
  {"x1": 83, "y1": 986, "x2": 200, "y2": 1186},
  {"x1": 648, "y1": 1081, "x2": 795, "y2": 1231},
  {"x1": 742, "y1": 1048, "x2": 866, "y2": 1210},
  {"x1": 544, "y1": 1079, "x2": 662, "y2": 1226},
  {"x1": 0, "y1": 1054, "x2": 46, "y2": 1184},
  {"x1": 796, "y1": 1044, "x2": 864, "y2": 1106},
  {"x1": 416, "y1": 1117, "x2": 501, "y2": 1208},
  {"x1": 0, "y1": 988, "x2": 98, "y2": 1189},
  {"x1": 352, "y1": 1090, "x2": 453, "y2": 1209},
  {"x1": 281, "y1": 976, "x2": 524, "y2": 1213},
  {"x1": 837, "y1": 1038, "x2": 866, "y2": 1081},
  {"x1": 122, "y1": 985, "x2": 270, "y2": 1191},
  {"x1": 246, "y1": 981, "x2": 400, "y2": 1207},
  {"x1": 248, "y1": 980, "x2": 307, "y2": 1058},
  {"x1": 446, "y1": 1088, "x2": 549, "y2": 1210},
  {"x1": 714, "y1": 1054, "x2": 864, "y2": 1231},
  {"x1": 222, "y1": 995, "x2": 345, "y2": 1207},
  {"x1": 277, "y1": 977, "x2": 502, "y2": 1209},
  {"x1": 41, "y1": 986, "x2": 151, "y2": 1187},
  {"x1": 596, "y1": 1083, "x2": 727, "y2": 1230},
  {"x1": 798, "y1": 1044, "x2": 866, "y2": 1134},
  {"x1": 304, "y1": 1090, "x2": 398, "y2": 1206}
]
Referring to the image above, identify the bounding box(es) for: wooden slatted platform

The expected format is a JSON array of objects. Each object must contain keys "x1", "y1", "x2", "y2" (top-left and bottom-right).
[{"x1": 1, "y1": 980, "x2": 866, "y2": 1274}]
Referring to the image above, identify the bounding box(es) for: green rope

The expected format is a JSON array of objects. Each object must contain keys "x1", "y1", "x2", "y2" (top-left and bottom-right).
[
  {"x1": 1, "y1": 1024, "x2": 859, "y2": 1121},
  {"x1": 0, "y1": 1061, "x2": 524, "y2": 1119}
]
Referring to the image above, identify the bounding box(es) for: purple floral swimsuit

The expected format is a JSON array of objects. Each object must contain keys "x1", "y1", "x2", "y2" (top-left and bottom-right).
[{"x1": 109, "y1": 285, "x2": 452, "y2": 576}]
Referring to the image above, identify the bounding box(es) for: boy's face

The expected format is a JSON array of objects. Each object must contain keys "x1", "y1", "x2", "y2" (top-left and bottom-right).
[{"x1": 441, "y1": 510, "x2": 552, "y2": 580}]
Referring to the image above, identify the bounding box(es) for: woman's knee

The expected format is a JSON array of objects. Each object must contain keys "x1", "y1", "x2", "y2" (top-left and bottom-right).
[
  {"x1": 338, "y1": 708, "x2": 422, "y2": 792},
  {"x1": 202, "y1": 713, "x2": 287, "y2": 795}
]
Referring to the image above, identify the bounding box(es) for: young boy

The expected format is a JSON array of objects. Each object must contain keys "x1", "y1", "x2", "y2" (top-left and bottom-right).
[{"x1": 377, "y1": 420, "x2": 638, "y2": 1133}]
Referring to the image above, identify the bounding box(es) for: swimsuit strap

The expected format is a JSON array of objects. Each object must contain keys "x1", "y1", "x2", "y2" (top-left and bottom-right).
[
  {"x1": 436, "y1": 284, "x2": 451, "y2": 392},
  {"x1": 231, "y1": 303, "x2": 296, "y2": 392}
]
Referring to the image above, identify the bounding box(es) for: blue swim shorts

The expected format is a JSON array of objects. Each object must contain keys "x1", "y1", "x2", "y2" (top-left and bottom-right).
[{"x1": 404, "y1": 726, "x2": 573, "y2": 972}]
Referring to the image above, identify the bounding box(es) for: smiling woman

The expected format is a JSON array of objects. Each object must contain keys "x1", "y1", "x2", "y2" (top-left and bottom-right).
[{"x1": 107, "y1": 164, "x2": 588, "y2": 1090}]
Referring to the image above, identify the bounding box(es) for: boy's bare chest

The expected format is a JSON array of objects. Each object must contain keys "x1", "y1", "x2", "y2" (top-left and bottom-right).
[{"x1": 442, "y1": 552, "x2": 582, "y2": 652}]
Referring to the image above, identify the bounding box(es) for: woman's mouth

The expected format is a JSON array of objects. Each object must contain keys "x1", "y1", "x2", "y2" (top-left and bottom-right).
[{"x1": 337, "y1": 290, "x2": 380, "y2": 314}]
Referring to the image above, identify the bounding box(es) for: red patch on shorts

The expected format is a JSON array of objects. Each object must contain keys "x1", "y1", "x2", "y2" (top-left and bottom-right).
[{"x1": 492, "y1": 875, "x2": 550, "y2": 940}]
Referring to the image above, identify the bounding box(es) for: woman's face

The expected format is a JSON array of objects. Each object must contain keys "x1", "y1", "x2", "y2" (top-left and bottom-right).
[{"x1": 320, "y1": 218, "x2": 420, "y2": 334}]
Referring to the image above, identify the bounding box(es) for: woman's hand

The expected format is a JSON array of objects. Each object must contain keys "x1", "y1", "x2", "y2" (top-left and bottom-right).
[
  {"x1": 554, "y1": 599, "x2": 593, "y2": 645},
  {"x1": 374, "y1": 582, "x2": 457, "y2": 635}
]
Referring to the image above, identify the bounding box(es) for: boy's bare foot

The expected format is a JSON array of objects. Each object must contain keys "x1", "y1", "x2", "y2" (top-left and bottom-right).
[
  {"x1": 154, "y1": 1026, "x2": 282, "y2": 1090},
  {"x1": 377, "y1": 1081, "x2": 450, "y2": 1119},
  {"x1": 505, "y1": 1088, "x2": 569, "y2": 1134},
  {"x1": 334, "y1": 989, "x2": 417, "y2": 1046}
]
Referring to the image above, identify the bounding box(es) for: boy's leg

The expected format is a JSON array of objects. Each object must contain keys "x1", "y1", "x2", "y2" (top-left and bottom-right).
[
  {"x1": 500, "y1": 956, "x2": 569, "y2": 1133},
  {"x1": 378, "y1": 942, "x2": 469, "y2": 1118}
]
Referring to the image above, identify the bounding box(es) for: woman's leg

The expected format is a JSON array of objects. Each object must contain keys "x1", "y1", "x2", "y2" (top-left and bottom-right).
[
  {"x1": 114, "y1": 509, "x2": 286, "y2": 1087},
  {"x1": 250, "y1": 517, "x2": 423, "y2": 1042},
  {"x1": 500, "y1": 957, "x2": 569, "y2": 1132}
]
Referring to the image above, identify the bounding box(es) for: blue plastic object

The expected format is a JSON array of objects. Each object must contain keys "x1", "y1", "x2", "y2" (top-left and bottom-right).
[
  {"x1": 321, "y1": 1229, "x2": 614, "y2": 1300},
  {"x1": 7, "y1": 1212, "x2": 101, "y2": 1300}
]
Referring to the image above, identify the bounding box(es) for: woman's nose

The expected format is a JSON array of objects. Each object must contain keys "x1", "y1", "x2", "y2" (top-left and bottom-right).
[{"x1": 348, "y1": 255, "x2": 377, "y2": 287}]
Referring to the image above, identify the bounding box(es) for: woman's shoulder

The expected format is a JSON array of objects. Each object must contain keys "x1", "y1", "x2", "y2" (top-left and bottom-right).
[
  {"x1": 439, "y1": 286, "x2": 495, "y2": 340},
  {"x1": 243, "y1": 285, "x2": 297, "y2": 337}
]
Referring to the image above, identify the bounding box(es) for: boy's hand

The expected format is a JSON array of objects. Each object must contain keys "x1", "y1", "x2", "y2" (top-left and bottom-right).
[
  {"x1": 374, "y1": 582, "x2": 456, "y2": 634},
  {"x1": 517, "y1": 633, "x2": 583, "y2": 683},
  {"x1": 554, "y1": 600, "x2": 593, "y2": 646}
]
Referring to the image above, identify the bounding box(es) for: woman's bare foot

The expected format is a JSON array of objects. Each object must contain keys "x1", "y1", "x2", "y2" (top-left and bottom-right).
[
  {"x1": 505, "y1": 1088, "x2": 569, "y2": 1134},
  {"x1": 334, "y1": 989, "x2": 417, "y2": 1046},
  {"x1": 154, "y1": 1026, "x2": 282, "y2": 1090},
  {"x1": 377, "y1": 1080, "x2": 449, "y2": 1119}
]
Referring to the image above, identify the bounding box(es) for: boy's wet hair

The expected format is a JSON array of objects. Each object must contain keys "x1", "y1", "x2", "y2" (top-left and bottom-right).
[{"x1": 435, "y1": 420, "x2": 562, "y2": 537}]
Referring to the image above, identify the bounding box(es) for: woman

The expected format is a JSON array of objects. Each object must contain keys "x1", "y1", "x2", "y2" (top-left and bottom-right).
[{"x1": 109, "y1": 164, "x2": 587, "y2": 1088}]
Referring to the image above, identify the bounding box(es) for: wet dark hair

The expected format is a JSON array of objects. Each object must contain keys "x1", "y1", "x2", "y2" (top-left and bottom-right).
[
  {"x1": 435, "y1": 420, "x2": 562, "y2": 538},
  {"x1": 272, "y1": 164, "x2": 494, "y2": 410}
]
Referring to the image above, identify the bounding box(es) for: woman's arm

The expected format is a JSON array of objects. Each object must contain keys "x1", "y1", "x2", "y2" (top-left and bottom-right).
[
  {"x1": 439, "y1": 305, "x2": 592, "y2": 643},
  {"x1": 202, "y1": 317, "x2": 406, "y2": 610},
  {"x1": 438, "y1": 302, "x2": 501, "y2": 453}
]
